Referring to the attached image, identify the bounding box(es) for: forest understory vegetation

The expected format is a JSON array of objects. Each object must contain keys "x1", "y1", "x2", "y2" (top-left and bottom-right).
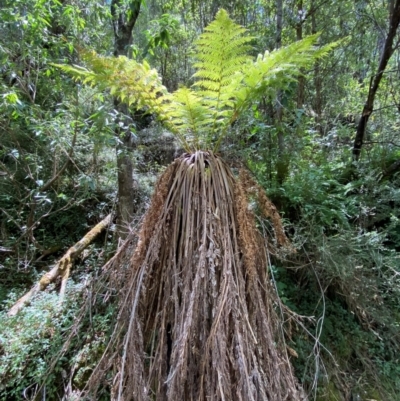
[{"x1": 1, "y1": 1, "x2": 400, "y2": 400}]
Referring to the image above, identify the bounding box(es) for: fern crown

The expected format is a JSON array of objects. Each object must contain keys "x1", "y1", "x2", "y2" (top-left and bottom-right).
[{"x1": 54, "y1": 9, "x2": 337, "y2": 152}]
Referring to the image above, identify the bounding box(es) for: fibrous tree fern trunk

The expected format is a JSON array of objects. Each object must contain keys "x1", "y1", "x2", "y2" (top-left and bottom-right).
[{"x1": 84, "y1": 152, "x2": 304, "y2": 401}]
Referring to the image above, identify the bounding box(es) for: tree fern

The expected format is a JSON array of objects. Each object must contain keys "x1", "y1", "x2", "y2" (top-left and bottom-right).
[
  {"x1": 41, "y1": 11, "x2": 340, "y2": 401},
  {"x1": 54, "y1": 10, "x2": 338, "y2": 152}
]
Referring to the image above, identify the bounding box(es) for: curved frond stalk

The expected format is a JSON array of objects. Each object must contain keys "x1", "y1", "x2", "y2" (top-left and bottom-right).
[{"x1": 76, "y1": 152, "x2": 303, "y2": 401}]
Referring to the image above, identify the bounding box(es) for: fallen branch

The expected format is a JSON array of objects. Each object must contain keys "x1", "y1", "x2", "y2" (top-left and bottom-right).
[{"x1": 8, "y1": 213, "x2": 113, "y2": 316}]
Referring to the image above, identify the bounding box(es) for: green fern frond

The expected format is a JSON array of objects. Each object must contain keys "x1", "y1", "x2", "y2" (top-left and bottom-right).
[
  {"x1": 163, "y1": 87, "x2": 211, "y2": 150},
  {"x1": 53, "y1": 51, "x2": 168, "y2": 117},
  {"x1": 51, "y1": 63, "x2": 98, "y2": 85},
  {"x1": 192, "y1": 9, "x2": 253, "y2": 142},
  {"x1": 227, "y1": 34, "x2": 340, "y2": 133}
]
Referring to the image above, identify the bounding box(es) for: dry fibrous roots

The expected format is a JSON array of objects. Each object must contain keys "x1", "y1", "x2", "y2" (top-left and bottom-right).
[{"x1": 83, "y1": 151, "x2": 304, "y2": 401}]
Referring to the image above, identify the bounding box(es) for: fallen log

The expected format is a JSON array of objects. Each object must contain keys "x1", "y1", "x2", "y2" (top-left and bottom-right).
[{"x1": 8, "y1": 213, "x2": 112, "y2": 316}]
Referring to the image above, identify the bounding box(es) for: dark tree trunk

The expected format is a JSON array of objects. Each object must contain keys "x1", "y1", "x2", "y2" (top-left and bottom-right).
[
  {"x1": 352, "y1": 0, "x2": 400, "y2": 160},
  {"x1": 296, "y1": 0, "x2": 305, "y2": 109},
  {"x1": 311, "y1": 0, "x2": 323, "y2": 136},
  {"x1": 275, "y1": 0, "x2": 288, "y2": 184},
  {"x1": 115, "y1": 101, "x2": 136, "y2": 236},
  {"x1": 111, "y1": 0, "x2": 141, "y2": 237}
]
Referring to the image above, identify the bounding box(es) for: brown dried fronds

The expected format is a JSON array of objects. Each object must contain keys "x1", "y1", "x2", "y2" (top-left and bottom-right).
[
  {"x1": 131, "y1": 160, "x2": 178, "y2": 268},
  {"x1": 234, "y1": 176, "x2": 264, "y2": 277},
  {"x1": 67, "y1": 152, "x2": 304, "y2": 401},
  {"x1": 239, "y1": 169, "x2": 293, "y2": 251}
]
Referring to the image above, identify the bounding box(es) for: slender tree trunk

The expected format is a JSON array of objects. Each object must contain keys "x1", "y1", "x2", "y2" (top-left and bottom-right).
[
  {"x1": 352, "y1": 0, "x2": 400, "y2": 160},
  {"x1": 111, "y1": 0, "x2": 141, "y2": 237},
  {"x1": 114, "y1": 100, "x2": 136, "y2": 238},
  {"x1": 312, "y1": 0, "x2": 323, "y2": 135},
  {"x1": 275, "y1": 0, "x2": 287, "y2": 184},
  {"x1": 389, "y1": 0, "x2": 395, "y2": 18},
  {"x1": 296, "y1": 0, "x2": 305, "y2": 109}
]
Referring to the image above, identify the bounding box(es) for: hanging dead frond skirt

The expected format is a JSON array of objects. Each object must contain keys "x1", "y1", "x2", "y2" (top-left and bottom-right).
[{"x1": 84, "y1": 151, "x2": 304, "y2": 401}]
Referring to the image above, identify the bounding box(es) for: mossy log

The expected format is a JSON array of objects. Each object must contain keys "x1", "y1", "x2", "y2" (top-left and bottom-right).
[{"x1": 8, "y1": 213, "x2": 112, "y2": 316}]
